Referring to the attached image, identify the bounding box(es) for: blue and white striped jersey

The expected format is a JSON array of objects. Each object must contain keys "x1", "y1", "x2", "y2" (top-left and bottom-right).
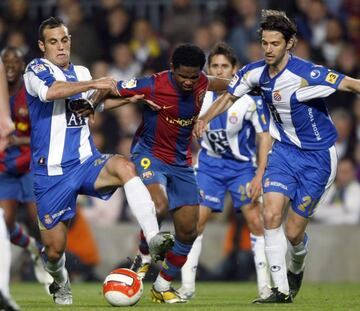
[
  {"x1": 227, "y1": 54, "x2": 345, "y2": 150},
  {"x1": 23, "y1": 58, "x2": 96, "y2": 176},
  {"x1": 199, "y1": 91, "x2": 269, "y2": 167}
]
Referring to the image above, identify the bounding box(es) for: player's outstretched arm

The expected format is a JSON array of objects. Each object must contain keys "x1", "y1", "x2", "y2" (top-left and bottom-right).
[
  {"x1": 207, "y1": 76, "x2": 231, "y2": 92},
  {"x1": 194, "y1": 91, "x2": 238, "y2": 138},
  {"x1": 338, "y1": 76, "x2": 360, "y2": 94},
  {"x1": 46, "y1": 77, "x2": 119, "y2": 101}
]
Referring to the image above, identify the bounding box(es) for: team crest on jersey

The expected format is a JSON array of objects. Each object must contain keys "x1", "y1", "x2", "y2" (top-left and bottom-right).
[
  {"x1": 142, "y1": 171, "x2": 154, "y2": 179},
  {"x1": 272, "y1": 90, "x2": 282, "y2": 102},
  {"x1": 44, "y1": 214, "x2": 53, "y2": 225},
  {"x1": 325, "y1": 72, "x2": 339, "y2": 84},
  {"x1": 121, "y1": 78, "x2": 137, "y2": 89},
  {"x1": 229, "y1": 74, "x2": 239, "y2": 88},
  {"x1": 31, "y1": 63, "x2": 47, "y2": 74},
  {"x1": 229, "y1": 112, "x2": 238, "y2": 124}
]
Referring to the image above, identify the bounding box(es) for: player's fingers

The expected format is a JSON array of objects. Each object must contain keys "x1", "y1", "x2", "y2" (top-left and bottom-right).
[{"x1": 145, "y1": 99, "x2": 161, "y2": 111}]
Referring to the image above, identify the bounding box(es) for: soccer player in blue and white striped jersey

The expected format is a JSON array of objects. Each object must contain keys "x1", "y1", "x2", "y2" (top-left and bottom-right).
[
  {"x1": 23, "y1": 17, "x2": 172, "y2": 306},
  {"x1": 195, "y1": 10, "x2": 360, "y2": 303},
  {"x1": 179, "y1": 42, "x2": 272, "y2": 301}
]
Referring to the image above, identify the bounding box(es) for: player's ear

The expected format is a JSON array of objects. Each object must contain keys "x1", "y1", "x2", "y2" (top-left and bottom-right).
[
  {"x1": 286, "y1": 36, "x2": 297, "y2": 51},
  {"x1": 38, "y1": 40, "x2": 45, "y2": 53}
]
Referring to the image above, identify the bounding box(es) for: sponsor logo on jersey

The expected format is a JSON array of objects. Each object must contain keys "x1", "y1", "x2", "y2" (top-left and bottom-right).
[
  {"x1": 206, "y1": 129, "x2": 229, "y2": 154},
  {"x1": 121, "y1": 78, "x2": 137, "y2": 89},
  {"x1": 165, "y1": 115, "x2": 196, "y2": 127},
  {"x1": 65, "y1": 99, "x2": 87, "y2": 127},
  {"x1": 325, "y1": 72, "x2": 339, "y2": 84},
  {"x1": 31, "y1": 63, "x2": 47, "y2": 73},
  {"x1": 272, "y1": 90, "x2": 281, "y2": 101},
  {"x1": 310, "y1": 70, "x2": 321, "y2": 79},
  {"x1": 229, "y1": 74, "x2": 239, "y2": 88},
  {"x1": 142, "y1": 171, "x2": 154, "y2": 179}
]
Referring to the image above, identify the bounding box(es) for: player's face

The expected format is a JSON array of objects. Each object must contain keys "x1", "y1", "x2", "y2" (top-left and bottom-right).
[
  {"x1": 208, "y1": 55, "x2": 236, "y2": 79},
  {"x1": 261, "y1": 30, "x2": 290, "y2": 67},
  {"x1": 171, "y1": 65, "x2": 201, "y2": 92},
  {"x1": 38, "y1": 25, "x2": 71, "y2": 69},
  {"x1": 1, "y1": 50, "x2": 24, "y2": 84}
]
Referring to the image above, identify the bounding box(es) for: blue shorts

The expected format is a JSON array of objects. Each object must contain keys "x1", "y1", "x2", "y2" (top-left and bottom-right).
[
  {"x1": 0, "y1": 171, "x2": 36, "y2": 202},
  {"x1": 132, "y1": 152, "x2": 199, "y2": 210},
  {"x1": 34, "y1": 154, "x2": 114, "y2": 229},
  {"x1": 263, "y1": 142, "x2": 337, "y2": 218},
  {"x1": 196, "y1": 150, "x2": 256, "y2": 212}
]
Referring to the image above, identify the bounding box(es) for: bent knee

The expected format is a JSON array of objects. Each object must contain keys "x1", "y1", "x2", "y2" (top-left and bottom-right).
[
  {"x1": 112, "y1": 156, "x2": 137, "y2": 183},
  {"x1": 176, "y1": 227, "x2": 198, "y2": 244}
]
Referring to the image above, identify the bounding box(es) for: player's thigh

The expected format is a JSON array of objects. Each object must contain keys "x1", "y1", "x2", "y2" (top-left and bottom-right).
[
  {"x1": 197, "y1": 168, "x2": 226, "y2": 212},
  {"x1": 227, "y1": 167, "x2": 255, "y2": 212},
  {"x1": 172, "y1": 204, "x2": 199, "y2": 242},
  {"x1": 94, "y1": 154, "x2": 136, "y2": 190},
  {"x1": 291, "y1": 146, "x2": 337, "y2": 218}
]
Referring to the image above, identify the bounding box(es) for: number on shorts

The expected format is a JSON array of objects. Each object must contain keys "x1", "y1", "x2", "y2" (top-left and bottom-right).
[{"x1": 140, "y1": 157, "x2": 151, "y2": 170}]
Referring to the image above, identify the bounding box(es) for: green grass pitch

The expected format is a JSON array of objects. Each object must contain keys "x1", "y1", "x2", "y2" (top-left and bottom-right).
[{"x1": 11, "y1": 281, "x2": 360, "y2": 310}]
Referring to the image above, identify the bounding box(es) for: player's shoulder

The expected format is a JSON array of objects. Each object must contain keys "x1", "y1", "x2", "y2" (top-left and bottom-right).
[
  {"x1": 25, "y1": 58, "x2": 52, "y2": 75},
  {"x1": 287, "y1": 55, "x2": 325, "y2": 79}
]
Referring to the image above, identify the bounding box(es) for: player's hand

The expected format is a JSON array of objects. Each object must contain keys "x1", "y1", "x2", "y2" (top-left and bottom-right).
[
  {"x1": 247, "y1": 174, "x2": 262, "y2": 202},
  {"x1": 92, "y1": 77, "x2": 119, "y2": 96},
  {"x1": 193, "y1": 119, "x2": 207, "y2": 138}
]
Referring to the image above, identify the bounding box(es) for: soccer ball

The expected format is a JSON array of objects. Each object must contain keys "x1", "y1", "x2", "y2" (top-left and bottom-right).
[{"x1": 103, "y1": 268, "x2": 143, "y2": 307}]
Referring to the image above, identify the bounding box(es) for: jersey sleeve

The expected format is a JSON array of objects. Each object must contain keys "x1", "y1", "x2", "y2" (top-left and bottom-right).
[
  {"x1": 116, "y1": 76, "x2": 154, "y2": 99},
  {"x1": 227, "y1": 63, "x2": 261, "y2": 98},
  {"x1": 295, "y1": 65, "x2": 346, "y2": 102},
  {"x1": 23, "y1": 59, "x2": 56, "y2": 102},
  {"x1": 250, "y1": 96, "x2": 270, "y2": 133}
]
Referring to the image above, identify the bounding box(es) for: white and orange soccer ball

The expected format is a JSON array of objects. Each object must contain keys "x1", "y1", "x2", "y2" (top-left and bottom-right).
[{"x1": 103, "y1": 268, "x2": 144, "y2": 307}]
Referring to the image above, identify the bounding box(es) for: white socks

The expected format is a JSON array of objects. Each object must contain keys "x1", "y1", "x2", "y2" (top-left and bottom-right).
[
  {"x1": 154, "y1": 274, "x2": 171, "y2": 292},
  {"x1": 124, "y1": 177, "x2": 159, "y2": 244},
  {"x1": 250, "y1": 233, "x2": 271, "y2": 298},
  {"x1": 0, "y1": 209, "x2": 10, "y2": 298},
  {"x1": 264, "y1": 226, "x2": 289, "y2": 294},
  {"x1": 45, "y1": 254, "x2": 68, "y2": 285},
  {"x1": 289, "y1": 234, "x2": 308, "y2": 275},
  {"x1": 180, "y1": 234, "x2": 203, "y2": 292}
]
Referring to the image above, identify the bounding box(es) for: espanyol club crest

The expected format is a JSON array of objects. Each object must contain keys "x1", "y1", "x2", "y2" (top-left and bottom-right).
[
  {"x1": 272, "y1": 90, "x2": 281, "y2": 102},
  {"x1": 229, "y1": 112, "x2": 238, "y2": 124}
]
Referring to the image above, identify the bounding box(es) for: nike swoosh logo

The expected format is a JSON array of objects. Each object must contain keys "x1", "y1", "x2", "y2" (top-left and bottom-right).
[{"x1": 162, "y1": 105, "x2": 174, "y2": 109}]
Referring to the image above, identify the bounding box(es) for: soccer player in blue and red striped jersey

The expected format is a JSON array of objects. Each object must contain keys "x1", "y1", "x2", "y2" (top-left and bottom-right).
[{"x1": 93, "y1": 44, "x2": 229, "y2": 303}]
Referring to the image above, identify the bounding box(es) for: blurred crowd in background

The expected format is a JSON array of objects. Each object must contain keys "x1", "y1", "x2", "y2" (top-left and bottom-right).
[{"x1": 2, "y1": 0, "x2": 360, "y2": 282}]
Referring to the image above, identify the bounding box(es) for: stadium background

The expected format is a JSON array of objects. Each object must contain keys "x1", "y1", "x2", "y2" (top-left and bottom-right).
[{"x1": 1, "y1": 0, "x2": 359, "y2": 284}]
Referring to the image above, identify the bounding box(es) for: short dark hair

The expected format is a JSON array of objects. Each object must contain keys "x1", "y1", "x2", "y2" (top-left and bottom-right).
[
  {"x1": 171, "y1": 44, "x2": 206, "y2": 70},
  {"x1": 38, "y1": 17, "x2": 65, "y2": 42},
  {"x1": 208, "y1": 42, "x2": 237, "y2": 67},
  {"x1": 258, "y1": 10, "x2": 297, "y2": 43}
]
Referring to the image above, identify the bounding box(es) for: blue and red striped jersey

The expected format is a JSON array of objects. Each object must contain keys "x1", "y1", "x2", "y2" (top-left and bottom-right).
[
  {"x1": 117, "y1": 70, "x2": 209, "y2": 166},
  {"x1": 0, "y1": 84, "x2": 31, "y2": 175}
]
